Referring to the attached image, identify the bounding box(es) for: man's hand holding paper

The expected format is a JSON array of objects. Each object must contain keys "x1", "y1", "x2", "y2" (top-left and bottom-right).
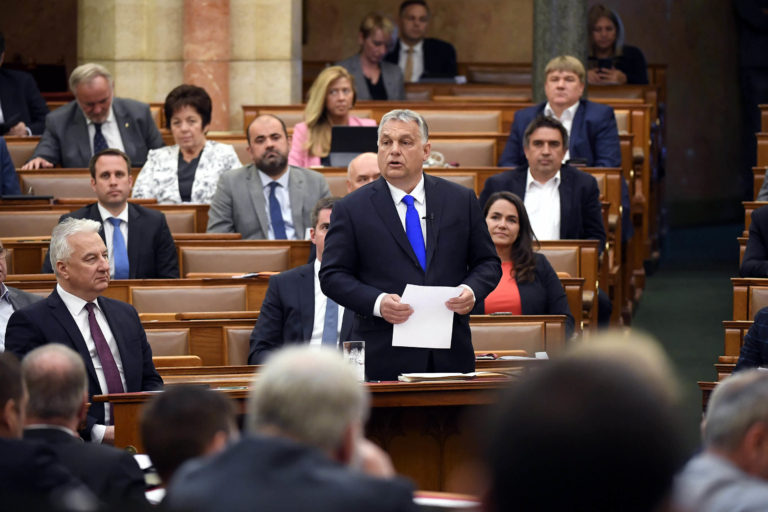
[{"x1": 392, "y1": 285, "x2": 464, "y2": 349}]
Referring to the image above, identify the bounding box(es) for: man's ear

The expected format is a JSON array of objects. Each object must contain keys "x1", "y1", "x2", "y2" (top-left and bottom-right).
[
  {"x1": 77, "y1": 391, "x2": 88, "y2": 424},
  {"x1": 56, "y1": 260, "x2": 69, "y2": 280},
  {"x1": 422, "y1": 142, "x2": 431, "y2": 162},
  {"x1": 309, "y1": 228, "x2": 316, "y2": 245},
  {"x1": 332, "y1": 423, "x2": 357, "y2": 466},
  {"x1": 91, "y1": 177, "x2": 97, "y2": 193}
]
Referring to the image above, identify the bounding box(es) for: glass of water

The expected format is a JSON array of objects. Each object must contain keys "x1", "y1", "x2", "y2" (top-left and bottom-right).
[{"x1": 343, "y1": 341, "x2": 365, "y2": 382}]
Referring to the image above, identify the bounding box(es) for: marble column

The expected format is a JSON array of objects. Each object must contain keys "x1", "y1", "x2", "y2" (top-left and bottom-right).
[
  {"x1": 229, "y1": 0, "x2": 302, "y2": 131},
  {"x1": 184, "y1": 0, "x2": 230, "y2": 131},
  {"x1": 532, "y1": 0, "x2": 588, "y2": 103}
]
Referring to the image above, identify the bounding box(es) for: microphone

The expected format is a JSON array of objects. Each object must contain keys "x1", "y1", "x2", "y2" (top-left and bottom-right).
[{"x1": 422, "y1": 213, "x2": 436, "y2": 245}]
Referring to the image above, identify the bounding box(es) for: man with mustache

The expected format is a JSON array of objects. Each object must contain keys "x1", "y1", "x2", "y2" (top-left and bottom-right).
[{"x1": 207, "y1": 115, "x2": 331, "y2": 240}]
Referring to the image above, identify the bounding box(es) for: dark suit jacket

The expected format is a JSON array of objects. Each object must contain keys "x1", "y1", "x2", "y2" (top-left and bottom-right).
[
  {"x1": 0, "y1": 137, "x2": 21, "y2": 195},
  {"x1": 472, "y1": 253, "x2": 575, "y2": 337},
  {"x1": 384, "y1": 38, "x2": 458, "y2": 78},
  {"x1": 735, "y1": 307, "x2": 768, "y2": 372},
  {"x1": 165, "y1": 435, "x2": 417, "y2": 512},
  {"x1": 24, "y1": 427, "x2": 148, "y2": 507},
  {"x1": 479, "y1": 165, "x2": 607, "y2": 253},
  {"x1": 30, "y1": 96, "x2": 164, "y2": 168},
  {"x1": 5, "y1": 288, "x2": 163, "y2": 439},
  {"x1": 41, "y1": 202, "x2": 179, "y2": 278},
  {"x1": 0, "y1": 68, "x2": 50, "y2": 135},
  {"x1": 6, "y1": 285, "x2": 44, "y2": 311},
  {"x1": 741, "y1": 206, "x2": 768, "y2": 278},
  {"x1": 319, "y1": 175, "x2": 502, "y2": 381},
  {"x1": 248, "y1": 263, "x2": 354, "y2": 365}
]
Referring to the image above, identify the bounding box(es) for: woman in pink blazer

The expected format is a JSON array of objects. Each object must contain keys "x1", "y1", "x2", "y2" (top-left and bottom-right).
[{"x1": 289, "y1": 66, "x2": 378, "y2": 168}]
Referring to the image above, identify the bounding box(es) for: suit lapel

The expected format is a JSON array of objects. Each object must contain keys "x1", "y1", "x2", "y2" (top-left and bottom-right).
[
  {"x1": 245, "y1": 164, "x2": 271, "y2": 237},
  {"x1": 298, "y1": 265, "x2": 315, "y2": 341},
  {"x1": 559, "y1": 167, "x2": 573, "y2": 239},
  {"x1": 48, "y1": 289, "x2": 99, "y2": 386},
  {"x1": 511, "y1": 168, "x2": 528, "y2": 201},
  {"x1": 126, "y1": 204, "x2": 141, "y2": 279},
  {"x1": 370, "y1": 177, "x2": 421, "y2": 267},
  {"x1": 424, "y1": 174, "x2": 445, "y2": 273},
  {"x1": 86, "y1": 204, "x2": 108, "y2": 246},
  {"x1": 287, "y1": 167, "x2": 305, "y2": 237},
  {"x1": 72, "y1": 108, "x2": 92, "y2": 165},
  {"x1": 570, "y1": 100, "x2": 587, "y2": 158},
  {"x1": 113, "y1": 99, "x2": 136, "y2": 162}
]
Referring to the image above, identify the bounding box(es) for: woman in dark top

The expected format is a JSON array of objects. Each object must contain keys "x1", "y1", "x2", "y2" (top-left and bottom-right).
[
  {"x1": 586, "y1": 4, "x2": 649, "y2": 85},
  {"x1": 472, "y1": 192, "x2": 575, "y2": 338}
]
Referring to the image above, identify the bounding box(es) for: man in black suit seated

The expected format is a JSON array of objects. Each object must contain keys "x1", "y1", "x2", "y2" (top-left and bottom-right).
[
  {"x1": 6, "y1": 217, "x2": 164, "y2": 443},
  {"x1": 21, "y1": 344, "x2": 149, "y2": 507},
  {"x1": 22, "y1": 62, "x2": 164, "y2": 169},
  {"x1": 0, "y1": 32, "x2": 50, "y2": 136},
  {"x1": 384, "y1": 0, "x2": 458, "y2": 82},
  {"x1": 41, "y1": 148, "x2": 179, "y2": 279},
  {"x1": 1, "y1": 240, "x2": 44, "y2": 351},
  {"x1": 166, "y1": 347, "x2": 415, "y2": 512},
  {"x1": 479, "y1": 115, "x2": 612, "y2": 326},
  {"x1": 250, "y1": 196, "x2": 354, "y2": 364},
  {"x1": 741, "y1": 205, "x2": 768, "y2": 278}
]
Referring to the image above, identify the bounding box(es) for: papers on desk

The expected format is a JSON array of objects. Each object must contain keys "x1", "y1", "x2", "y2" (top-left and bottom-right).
[
  {"x1": 399, "y1": 372, "x2": 511, "y2": 382},
  {"x1": 392, "y1": 284, "x2": 463, "y2": 349},
  {"x1": 499, "y1": 352, "x2": 549, "y2": 361}
]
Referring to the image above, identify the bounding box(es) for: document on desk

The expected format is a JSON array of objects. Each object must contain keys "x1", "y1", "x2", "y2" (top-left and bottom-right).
[{"x1": 392, "y1": 284, "x2": 463, "y2": 349}]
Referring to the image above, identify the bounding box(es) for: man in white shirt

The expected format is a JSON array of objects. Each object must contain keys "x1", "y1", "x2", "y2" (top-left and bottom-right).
[
  {"x1": 0, "y1": 240, "x2": 43, "y2": 352},
  {"x1": 6, "y1": 217, "x2": 163, "y2": 443},
  {"x1": 248, "y1": 196, "x2": 354, "y2": 365}
]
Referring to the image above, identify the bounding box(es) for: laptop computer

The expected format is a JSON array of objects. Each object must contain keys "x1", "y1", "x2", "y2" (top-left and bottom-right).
[{"x1": 328, "y1": 126, "x2": 379, "y2": 167}]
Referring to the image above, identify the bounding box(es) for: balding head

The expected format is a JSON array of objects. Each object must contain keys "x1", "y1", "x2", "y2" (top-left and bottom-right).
[{"x1": 347, "y1": 152, "x2": 381, "y2": 193}]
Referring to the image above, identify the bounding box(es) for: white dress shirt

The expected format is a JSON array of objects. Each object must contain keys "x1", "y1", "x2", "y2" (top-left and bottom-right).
[
  {"x1": 397, "y1": 39, "x2": 425, "y2": 82},
  {"x1": 0, "y1": 284, "x2": 14, "y2": 352},
  {"x1": 86, "y1": 107, "x2": 126, "y2": 155},
  {"x1": 544, "y1": 101, "x2": 580, "y2": 162},
  {"x1": 524, "y1": 169, "x2": 561, "y2": 241},
  {"x1": 259, "y1": 168, "x2": 297, "y2": 240},
  {"x1": 97, "y1": 203, "x2": 129, "y2": 279},
  {"x1": 309, "y1": 258, "x2": 345, "y2": 347},
  {"x1": 56, "y1": 284, "x2": 127, "y2": 444}
]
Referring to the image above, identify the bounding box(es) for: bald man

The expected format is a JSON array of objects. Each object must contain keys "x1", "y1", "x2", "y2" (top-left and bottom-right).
[{"x1": 347, "y1": 152, "x2": 381, "y2": 193}]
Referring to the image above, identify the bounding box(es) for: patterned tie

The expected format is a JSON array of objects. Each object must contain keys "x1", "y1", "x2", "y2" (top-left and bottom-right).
[
  {"x1": 404, "y1": 47, "x2": 414, "y2": 83},
  {"x1": 321, "y1": 298, "x2": 339, "y2": 346},
  {"x1": 402, "y1": 195, "x2": 426, "y2": 270},
  {"x1": 107, "y1": 218, "x2": 129, "y2": 279},
  {"x1": 93, "y1": 123, "x2": 108, "y2": 155},
  {"x1": 85, "y1": 303, "x2": 125, "y2": 425},
  {"x1": 268, "y1": 182, "x2": 287, "y2": 239}
]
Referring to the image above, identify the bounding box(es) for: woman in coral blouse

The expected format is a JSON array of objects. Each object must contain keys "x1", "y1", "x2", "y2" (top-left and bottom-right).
[
  {"x1": 288, "y1": 66, "x2": 377, "y2": 168},
  {"x1": 472, "y1": 191, "x2": 575, "y2": 338}
]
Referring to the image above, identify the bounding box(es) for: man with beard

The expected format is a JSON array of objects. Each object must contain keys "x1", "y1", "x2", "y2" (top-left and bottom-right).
[{"x1": 207, "y1": 115, "x2": 331, "y2": 240}]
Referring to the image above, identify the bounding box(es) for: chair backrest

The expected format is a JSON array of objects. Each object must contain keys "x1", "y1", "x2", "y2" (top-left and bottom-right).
[
  {"x1": 19, "y1": 174, "x2": 96, "y2": 198},
  {"x1": 162, "y1": 210, "x2": 197, "y2": 233},
  {"x1": 180, "y1": 247, "x2": 290, "y2": 277},
  {"x1": 750, "y1": 287, "x2": 768, "y2": 320},
  {"x1": 470, "y1": 321, "x2": 562, "y2": 354},
  {"x1": 467, "y1": 68, "x2": 532, "y2": 86},
  {"x1": 224, "y1": 327, "x2": 252, "y2": 366},
  {"x1": 614, "y1": 110, "x2": 629, "y2": 134},
  {"x1": 4, "y1": 249, "x2": 13, "y2": 274},
  {"x1": 6, "y1": 139, "x2": 38, "y2": 168},
  {"x1": 152, "y1": 355, "x2": 202, "y2": 368},
  {"x1": 428, "y1": 139, "x2": 496, "y2": 167},
  {"x1": 325, "y1": 174, "x2": 349, "y2": 197},
  {"x1": 592, "y1": 174, "x2": 606, "y2": 197},
  {"x1": 405, "y1": 89, "x2": 433, "y2": 102},
  {"x1": 433, "y1": 173, "x2": 476, "y2": 194},
  {"x1": 420, "y1": 111, "x2": 502, "y2": 133},
  {"x1": 0, "y1": 211, "x2": 70, "y2": 238},
  {"x1": 145, "y1": 329, "x2": 191, "y2": 356},
  {"x1": 537, "y1": 248, "x2": 579, "y2": 281},
  {"x1": 131, "y1": 286, "x2": 248, "y2": 313}
]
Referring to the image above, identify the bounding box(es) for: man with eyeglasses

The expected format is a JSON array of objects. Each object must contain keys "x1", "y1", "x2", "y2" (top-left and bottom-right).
[{"x1": 0, "y1": 240, "x2": 43, "y2": 352}]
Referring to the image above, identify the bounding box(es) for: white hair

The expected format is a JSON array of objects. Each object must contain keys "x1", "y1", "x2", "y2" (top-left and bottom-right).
[
  {"x1": 22, "y1": 344, "x2": 88, "y2": 421},
  {"x1": 246, "y1": 347, "x2": 369, "y2": 452},
  {"x1": 49, "y1": 218, "x2": 102, "y2": 277},
  {"x1": 378, "y1": 109, "x2": 429, "y2": 145},
  {"x1": 69, "y1": 63, "x2": 114, "y2": 94},
  {"x1": 704, "y1": 370, "x2": 768, "y2": 451}
]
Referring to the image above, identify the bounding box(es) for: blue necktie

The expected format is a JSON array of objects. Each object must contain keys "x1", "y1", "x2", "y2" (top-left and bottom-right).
[
  {"x1": 93, "y1": 123, "x2": 108, "y2": 155},
  {"x1": 268, "y1": 182, "x2": 287, "y2": 240},
  {"x1": 107, "y1": 218, "x2": 129, "y2": 279},
  {"x1": 402, "y1": 195, "x2": 426, "y2": 271},
  {"x1": 321, "y1": 298, "x2": 339, "y2": 346}
]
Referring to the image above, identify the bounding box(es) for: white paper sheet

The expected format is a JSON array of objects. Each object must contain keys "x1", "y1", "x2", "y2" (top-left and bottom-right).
[{"x1": 392, "y1": 284, "x2": 463, "y2": 349}]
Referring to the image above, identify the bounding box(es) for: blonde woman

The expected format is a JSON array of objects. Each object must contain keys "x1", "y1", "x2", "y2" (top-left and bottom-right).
[{"x1": 288, "y1": 66, "x2": 378, "y2": 168}]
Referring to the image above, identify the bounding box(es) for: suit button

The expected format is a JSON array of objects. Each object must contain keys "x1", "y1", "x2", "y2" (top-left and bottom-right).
[{"x1": 415, "y1": 262, "x2": 420, "y2": 267}]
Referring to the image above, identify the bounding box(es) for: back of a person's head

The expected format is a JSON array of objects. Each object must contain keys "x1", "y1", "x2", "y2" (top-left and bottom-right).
[
  {"x1": 704, "y1": 370, "x2": 768, "y2": 452},
  {"x1": 486, "y1": 356, "x2": 684, "y2": 512},
  {"x1": 0, "y1": 352, "x2": 24, "y2": 439},
  {"x1": 22, "y1": 344, "x2": 88, "y2": 422},
  {"x1": 141, "y1": 386, "x2": 236, "y2": 483},
  {"x1": 247, "y1": 347, "x2": 368, "y2": 453}
]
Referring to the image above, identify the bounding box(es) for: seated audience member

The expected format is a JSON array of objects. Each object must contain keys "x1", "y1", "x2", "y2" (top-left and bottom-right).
[
  {"x1": 472, "y1": 192, "x2": 574, "y2": 337},
  {"x1": 166, "y1": 347, "x2": 415, "y2": 512},
  {"x1": 141, "y1": 386, "x2": 238, "y2": 486},
  {"x1": 1, "y1": 240, "x2": 43, "y2": 351},
  {"x1": 675, "y1": 371, "x2": 768, "y2": 511},
  {"x1": 41, "y1": 149, "x2": 179, "y2": 278},
  {"x1": 480, "y1": 116, "x2": 611, "y2": 326},
  {"x1": 133, "y1": 85, "x2": 241, "y2": 204},
  {"x1": 289, "y1": 66, "x2": 378, "y2": 168},
  {"x1": 485, "y1": 344, "x2": 684, "y2": 512},
  {"x1": 347, "y1": 152, "x2": 381, "y2": 193},
  {"x1": 249, "y1": 197, "x2": 355, "y2": 364},
  {"x1": 587, "y1": 5, "x2": 649, "y2": 85},
  {"x1": 6, "y1": 217, "x2": 164, "y2": 443},
  {"x1": 22, "y1": 344, "x2": 149, "y2": 507},
  {"x1": 207, "y1": 115, "x2": 331, "y2": 239},
  {"x1": 740, "y1": 205, "x2": 768, "y2": 278},
  {"x1": 0, "y1": 31, "x2": 50, "y2": 136},
  {"x1": 0, "y1": 138, "x2": 21, "y2": 195},
  {"x1": 384, "y1": 0, "x2": 458, "y2": 82},
  {"x1": 22, "y1": 63, "x2": 164, "y2": 170},
  {"x1": 734, "y1": 308, "x2": 768, "y2": 372},
  {"x1": 337, "y1": 14, "x2": 406, "y2": 101}
]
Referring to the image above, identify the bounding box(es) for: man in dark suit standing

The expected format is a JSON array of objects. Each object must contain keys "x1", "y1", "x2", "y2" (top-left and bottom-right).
[
  {"x1": 21, "y1": 344, "x2": 149, "y2": 507},
  {"x1": 22, "y1": 63, "x2": 164, "y2": 170},
  {"x1": 384, "y1": 0, "x2": 458, "y2": 82},
  {"x1": 6, "y1": 216, "x2": 164, "y2": 443},
  {"x1": 320, "y1": 109, "x2": 501, "y2": 382},
  {"x1": 41, "y1": 148, "x2": 179, "y2": 278},
  {"x1": 249, "y1": 196, "x2": 354, "y2": 365},
  {"x1": 741, "y1": 205, "x2": 768, "y2": 278},
  {"x1": 1, "y1": 240, "x2": 44, "y2": 351},
  {"x1": 0, "y1": 32, "x2": 50, "y2": 136}
]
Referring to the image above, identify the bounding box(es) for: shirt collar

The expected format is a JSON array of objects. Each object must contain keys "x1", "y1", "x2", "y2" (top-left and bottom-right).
[
  {"x1": 526, "y1": 169, "x2": 561, "y2": 190},
  {"x1": 543, "y1": 101, "x2": 580, "y2": 122},
  {"x1": 56, "y1": 283, "x2": 98, "y2": 317},
  {"x1": 97, "y1": 202, "x2": 129, "y2": 223},
  {"x1": 259, "y1": 168, "x2": 291, "y2": 191},
  {"x1": 0, "y1": 283, "x2": 9, "y2": 303},
  {"x1": 84, "y1": 106, "x2": 116, "y2": 126},
  {"x1": 386, "y1": 173, "x2": 426, "y2": 206},
  {"x1": 313, "y1": 258, "x2": 321, "y2": 276},
  {"x1": 400, "y1": 39, "x2": 424, "y2": 54}
]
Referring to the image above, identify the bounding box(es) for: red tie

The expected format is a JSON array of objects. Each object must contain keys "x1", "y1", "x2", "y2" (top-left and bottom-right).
[{"x1": 85, "y1": 303, "x2": 124, "y2": 424}]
